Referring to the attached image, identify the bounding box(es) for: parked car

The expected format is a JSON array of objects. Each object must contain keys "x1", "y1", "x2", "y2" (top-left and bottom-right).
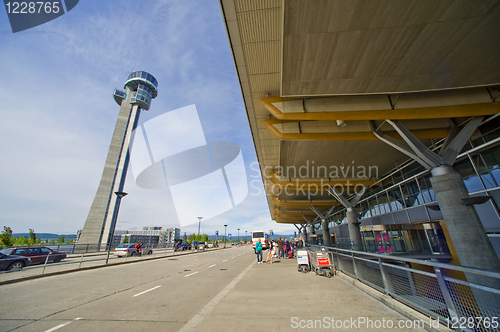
[
  {"x1": 197, "y1": 242, "x2": 206, "y2": 251},
  {"x1": 114, "y1": 244, "x2": 153, "y2": 257},
  {"x1": 0, "y1": 252, "x2": 32, "y2": 271},
  {"x1": 0, "y1": 246, "x2": 66, "y2": 264}
]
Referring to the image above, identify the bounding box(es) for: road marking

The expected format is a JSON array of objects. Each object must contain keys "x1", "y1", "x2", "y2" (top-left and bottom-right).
[
  {"x1": 208, "y1": 264, "x2": 216, "y2": 268},
  {"x1": 184, "y1": 271, "x2": 198, "y2": 277},
  {"x1": 222, "y1": 259, "x2": 228, "y2": 262},
  {"x1": 179, "y1": 260, "x2": 256, "y2": 332},
  {"x1": 231, "y1": 256, "x2": 235, "y2": 259},
  {"x1": 44, "y1": 322, "x2": 72, "y2": 332},
  {"x1": 133, "y1": 285, "x2": 162, "y2": 297}
]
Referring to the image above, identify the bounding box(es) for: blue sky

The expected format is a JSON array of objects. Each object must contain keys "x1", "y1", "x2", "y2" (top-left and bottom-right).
[{"x1": 0, "y1": 0, "x2": 297, "y2": 237}]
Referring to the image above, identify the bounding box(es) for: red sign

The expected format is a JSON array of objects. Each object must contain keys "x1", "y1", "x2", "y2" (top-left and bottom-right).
[{"x1": 318, "y1": 258, "x2": 330, "y2": 266}]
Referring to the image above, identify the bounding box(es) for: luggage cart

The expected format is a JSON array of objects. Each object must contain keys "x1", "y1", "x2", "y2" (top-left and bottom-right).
[
  {"x1": 309, "y1": 249, "x2": 335, "y2": 278},
  {"x1": 296, "y1": 249, "x2": 310, "y2": 273}
]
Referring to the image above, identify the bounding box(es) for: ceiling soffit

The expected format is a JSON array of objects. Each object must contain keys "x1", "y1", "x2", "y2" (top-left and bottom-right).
[{"x1": 282, "y1": 0, "x2": 500, "y2": 96}]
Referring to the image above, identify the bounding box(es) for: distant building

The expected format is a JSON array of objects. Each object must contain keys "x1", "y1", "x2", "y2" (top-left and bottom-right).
[{"x1": 111, "y1": 227, "x2": 180, "y2": 248}]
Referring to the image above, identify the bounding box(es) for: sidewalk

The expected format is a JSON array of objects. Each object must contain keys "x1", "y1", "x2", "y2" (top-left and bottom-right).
[{"x1": 194, "y1": 255, "x2": 440, "y2": 332}]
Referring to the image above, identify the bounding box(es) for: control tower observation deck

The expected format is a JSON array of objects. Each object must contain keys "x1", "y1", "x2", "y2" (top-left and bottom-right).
[{"x1": 78, "y1": 71, "x2": 158, "y2": 250}]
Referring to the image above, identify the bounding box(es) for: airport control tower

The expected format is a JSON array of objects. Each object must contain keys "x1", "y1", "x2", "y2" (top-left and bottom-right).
[{"x1": 78, "y1": 71, "x2": 158, "y2": 250}]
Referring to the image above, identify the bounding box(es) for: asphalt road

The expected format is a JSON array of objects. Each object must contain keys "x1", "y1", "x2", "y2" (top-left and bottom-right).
[
  {"x1": 0, "y1": 248, "x2": 181, "y2": 284},
  {"x1": 0, "y1": 246, "x2": 254, "y2": 332}
]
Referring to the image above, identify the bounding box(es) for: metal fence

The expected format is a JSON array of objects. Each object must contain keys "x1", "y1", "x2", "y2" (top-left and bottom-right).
[
  {"x1": 310, "y1": 246, "x2": 500, "y2": 332},
  {"x1": 0, "y1": 248, "x2": 173, "y2": 276},
  {"x1": 44, "y1": 243, "x2": 165, "y2": 253}
]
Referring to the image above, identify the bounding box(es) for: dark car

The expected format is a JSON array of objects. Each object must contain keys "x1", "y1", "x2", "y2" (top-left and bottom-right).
[
  {"x1": 0, "y1": 252, "x2": 32, "y2": 271},
  {"x1": 0, "y1": 246, "x2": 67, "y2": 264}
]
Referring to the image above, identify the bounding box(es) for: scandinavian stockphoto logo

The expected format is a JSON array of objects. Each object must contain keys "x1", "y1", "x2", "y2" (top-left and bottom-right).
[
  {"x1": 130, "y1": 104, "x2": 248, "y2": 227},
  {"x1": 3, "y1": 0, "x2": 79, "y2": 33}
]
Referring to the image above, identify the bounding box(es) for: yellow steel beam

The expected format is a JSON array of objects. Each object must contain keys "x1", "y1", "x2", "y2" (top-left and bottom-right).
[
  {"x1": 274, "y1": 215, "x2": 302, "y2": 220},
  {"x1": 271, "y1": 196, "x2": 338, "y2": 207},
  {"x1": 267, "y1": 172, "x2": 376, "y2": 189},
  {"x1": 275, "y1": 218, "x2": 303, "y2": 224},
  {"x1": 259, "y1": 97, "x2": 500, "y2": 121},
  {"x1": 262, "y1": 118, "x2": 449, "y2": 140},
  {"x1": 273, "y1": 206, "x2": 317, "y2": 216}
]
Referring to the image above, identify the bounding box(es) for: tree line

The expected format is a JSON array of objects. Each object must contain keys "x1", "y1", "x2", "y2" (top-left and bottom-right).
[{"x1": 0, "y1": 226, "x2": 72, "y2": 248}]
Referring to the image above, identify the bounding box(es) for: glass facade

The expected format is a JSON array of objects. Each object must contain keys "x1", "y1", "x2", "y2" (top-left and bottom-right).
[
  {"x1": 127, "y1": 71, "x2": 158, "y2": 89},
  {"x1": 360, "y1": 223, "x2": 450, "y2": 257},
  {"x1": 328, "y1": 118, "x2": 500, "y2": 256},
  {"x1": 113, "y1": 89, "x2": 127, "y2": 99},
  {"x1": 113, "y1": 88, "x2": 127, "y2": 106},
  {"x1": 135, "y1": 84, "x2": 152, "y2": 104},
  {"x1": 329, "y1": 140, "x2": 500, "y2": 227},
  {"x1": 126, "y1": 71, "x2": 158, "y2": 97},
  {"x1": 129, "y1": 84, "x2": 153, "y2": 109}
]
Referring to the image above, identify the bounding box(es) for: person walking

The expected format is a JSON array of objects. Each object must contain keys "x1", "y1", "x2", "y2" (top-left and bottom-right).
[
  {"x1": 134, "y1": 242, "x2": 143, "y2": 256},
  {"x1": 265, "y1": 238, "x2": 274, "y2": 264},
  {"x1": 277, "y1": 237, "x2": 284, "y2": 258},
  {"x1": 285, "y1": 238, "x2": 291, "y2": 258},
  {"x1": 255, "y1": 238, "x2": 263, "y2": 263}
]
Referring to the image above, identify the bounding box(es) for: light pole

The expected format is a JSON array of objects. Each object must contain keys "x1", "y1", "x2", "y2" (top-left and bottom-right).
[
  {"x1": 224, "y1": 224, "x2": 227, "y2": 248},
  {"x1": 245, "y1": 230, "x2": 248, "y2": 243},
  {"x1": 106, "y1": 191, "x2": 127, "y2": 262},
  {"x1": 197, "y1": 216, "x2": 203, "y2": 241},
  {"x1": 237, "y1": 228, "x2": 240, "y2": 243}
]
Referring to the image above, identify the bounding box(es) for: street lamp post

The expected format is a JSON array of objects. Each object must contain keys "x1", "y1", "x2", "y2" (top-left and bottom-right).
[
  {"x1": 197, "y1": 217, "x2": 203, "y2": 241},
  {"x1": 237, "y1": 228, "x2": 240, "y2": 244},
  {"x1": 224, "y1": 224, "x2": 227, "y2": 249},
  {"x1": 106, "y1": 191, "x2": 127, "y2": 263},
  {"x1": 245, "y1": 230, "x2": 248, "y2": 243}
]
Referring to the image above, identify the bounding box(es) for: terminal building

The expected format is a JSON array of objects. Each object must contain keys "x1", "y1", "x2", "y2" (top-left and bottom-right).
[{"x1": 219, "y1": 0, "x2": 500, "y2": 276}]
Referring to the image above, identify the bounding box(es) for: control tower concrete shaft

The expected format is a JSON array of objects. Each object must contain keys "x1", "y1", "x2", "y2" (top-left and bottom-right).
[{"x1": 78, "y1": 71, "x2": 158, "y2": 250}]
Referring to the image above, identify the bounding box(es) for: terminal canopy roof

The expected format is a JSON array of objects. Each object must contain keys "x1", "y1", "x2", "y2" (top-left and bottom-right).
[{"x1": 219, "y1": 0, "x2": 500, "y2": 224}]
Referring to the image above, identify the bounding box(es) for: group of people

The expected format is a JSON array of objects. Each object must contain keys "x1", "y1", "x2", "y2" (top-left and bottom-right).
[{"x1": 254, "y1": 237, "x2": 304, "y2": 264}]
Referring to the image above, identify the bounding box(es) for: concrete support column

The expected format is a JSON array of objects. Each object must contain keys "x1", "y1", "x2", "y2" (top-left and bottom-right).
[
  {"x1": 325, "y1": 186, "x2": 365, "y2": 251},
  {"x1": 321, "y1": 219, "x2": 331, "y2": 246},
  {"x1": 431, "y1": 165, "x2": 500, "y2": 286},
  {"x1": 307, "y1": 225, "x2": 315, "y2": 244},
  {"x1": 301, "y1": 228, "x2": 307, "y2": 246},
  {"x1": 347, "y1": 208, "x2": 363, "y2": 251}
]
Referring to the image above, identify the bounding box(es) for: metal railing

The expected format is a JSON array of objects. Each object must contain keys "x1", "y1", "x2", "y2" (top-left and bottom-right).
[
  {"x1": 0, "y1": 249, "x2": 173, "y2": 275},
  {"x1": 0, "y1": 245, "x2": 230, "y2": 284},
  {"x1": 310, "y1": 245, "x2": 500, "y2": 332},
  {"x1": 42, "y1": 243, "x2": 164, "y2": 254}
]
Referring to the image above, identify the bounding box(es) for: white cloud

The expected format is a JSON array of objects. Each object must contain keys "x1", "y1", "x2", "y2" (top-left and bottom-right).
[{"x1": 0, "y1": 0, "x2": 282, "y2": 237}]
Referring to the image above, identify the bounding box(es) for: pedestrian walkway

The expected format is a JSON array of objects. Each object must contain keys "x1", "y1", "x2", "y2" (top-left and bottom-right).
[{"x1": 194, "y1": 255, "x2": 444, "y2": 332}]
